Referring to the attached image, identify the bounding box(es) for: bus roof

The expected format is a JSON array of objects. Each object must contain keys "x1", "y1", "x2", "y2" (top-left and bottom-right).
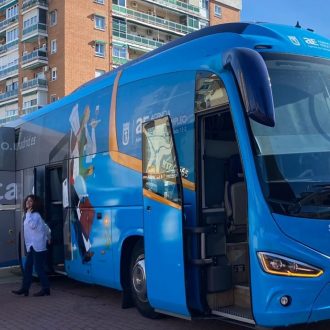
[{"x1": 5, "y1": 22, "x2": 330, "y2": 128}]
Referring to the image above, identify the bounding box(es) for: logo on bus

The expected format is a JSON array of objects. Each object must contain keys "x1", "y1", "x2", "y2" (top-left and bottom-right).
[
  {"x1": 288, "y1": 36, "x2": 300, "y2": 46},
  {"x1": 122, "y1": 122, "x2": 130, "y2": 146},
  {"x1": 303, "y1": 37, "x2": 319, "y2": 46},
  {"x1": 0, "y1": 183, "x2": 16, "y2": 201},
  {"x1": 0, "y1": 141, "x2": 15, "y2": 151}
]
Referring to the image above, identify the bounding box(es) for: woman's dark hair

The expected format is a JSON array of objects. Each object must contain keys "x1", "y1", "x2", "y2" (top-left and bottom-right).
[{"x1": 23, "y1": 194, "x2": 44, "y2": 216}]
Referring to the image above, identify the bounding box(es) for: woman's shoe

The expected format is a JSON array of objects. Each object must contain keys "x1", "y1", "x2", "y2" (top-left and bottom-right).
[
  {"x1": 12, "y1": 288, "x2": 29, "y2": 296},
  {"x1": 33, "y1": 289, "x2": 50, "y2": 297}
]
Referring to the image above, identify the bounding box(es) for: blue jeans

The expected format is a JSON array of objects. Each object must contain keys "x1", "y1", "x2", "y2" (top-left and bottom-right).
[{"x1": 22, "y1": 247, "x2": 49, "y2": 291}]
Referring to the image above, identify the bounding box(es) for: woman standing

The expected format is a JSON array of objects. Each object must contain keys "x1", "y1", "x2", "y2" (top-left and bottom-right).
[{"x1": 12, "y1": 194, "x2": 51, "y2": 297}]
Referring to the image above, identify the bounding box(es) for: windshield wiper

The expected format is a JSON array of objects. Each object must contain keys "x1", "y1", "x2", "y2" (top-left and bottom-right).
[
  {"x1": 267, "y1": 198, "x2": 294, "y2": 213},
  {"x1": 288, "y1": 184, "x2": 330, "y2": 215}
]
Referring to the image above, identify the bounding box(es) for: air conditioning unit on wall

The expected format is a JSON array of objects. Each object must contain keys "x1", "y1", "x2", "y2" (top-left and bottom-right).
[
  {"x1": 147, "y1": 29, "x2": 153, "y2": 36},
  {"x1": 131, "y1": 1, "x2": 137, "y2": 7},
  {"x1": 130, "y1": 25, "x2": 137, "y2": 32}
]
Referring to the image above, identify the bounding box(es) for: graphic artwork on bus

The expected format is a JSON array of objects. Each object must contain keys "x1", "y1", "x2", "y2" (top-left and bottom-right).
[{"x1": 69, "y1": 103, "x2": 100, "y2": 263}]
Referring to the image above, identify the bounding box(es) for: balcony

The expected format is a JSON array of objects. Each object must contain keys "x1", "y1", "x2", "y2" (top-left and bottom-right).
[
  {"x1": 0, "y1": 14, "x2": 18, "y2": 35},
  {"x1": 22, "y1": 23, "x2": 47, "y2": 42},
  {"x1": 112, "y1": 5, "x2": 196, "y2": 35},
  {"x1": 22, "y1": 78, "x2": 47, "y2": 95},
  {"x1": 0, "y1": 63, "x2": 18, "y2": 81},
  {"x1": 143, "y1": 0, "x2": 199, "y2": 17},
  {"x1": 22, "y1": 105, "x2": 43, "y2": 115},
  {"x1": 112, "y1": 56, "x2": 128, "y2": 66},
  {"x1": 22, "y1": 49, "x2": 48, "y2": 70},
  {"x1": 22, "y1": 0, "x2": 48, "y2": 14},
  {"x1": 0, "y1": 39, "x2": 18, "y2": 54},
  {"x1": 0, "y1": 88, "x2": 18, "y2": 105},
  {"x1": 0, "y1": 113, "x2": 18, "y2": 125},
  {"x1": 113, "y1": 30, "x2": 164, "y2": 51},
  {"x1": 0, "y1": 0, "x2": 17, "y2": 12}
]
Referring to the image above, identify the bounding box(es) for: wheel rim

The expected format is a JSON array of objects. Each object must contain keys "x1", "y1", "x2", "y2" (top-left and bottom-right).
[{"x1": 132, "y1": 257, "x2": 148, "y2": 303}]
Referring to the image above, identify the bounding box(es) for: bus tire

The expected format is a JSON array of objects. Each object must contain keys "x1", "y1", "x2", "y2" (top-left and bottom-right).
[{"x1": 130, "y1": 241, "x2": 160, "y2": 319}]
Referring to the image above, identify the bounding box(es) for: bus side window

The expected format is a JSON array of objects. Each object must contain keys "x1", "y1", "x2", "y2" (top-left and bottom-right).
[
  {"x1": 142, "y1": 117, "x2": 182, "y2": 205},
  {"x1": 195, "y1": 72, "x2": 229, "y2": 112}
]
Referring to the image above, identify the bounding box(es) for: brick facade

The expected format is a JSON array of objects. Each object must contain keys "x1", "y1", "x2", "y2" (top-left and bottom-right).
[
  {"x1": 0, "y1": 0, "x2": 241, "y2": 122},
  {"x1": 209, "y1": 1, "x2": 240, "y2": 26}
]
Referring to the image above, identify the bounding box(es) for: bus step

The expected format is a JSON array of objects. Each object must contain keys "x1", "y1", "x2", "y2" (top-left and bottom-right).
[{"x1": 212, "y1": 306, "x2": 255, "y2": 325}]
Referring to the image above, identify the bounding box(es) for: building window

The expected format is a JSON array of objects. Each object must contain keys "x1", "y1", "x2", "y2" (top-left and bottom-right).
[
  {"x1": 51, "y1": 39, "x2": 57, "y2": 54},
  {"x1": 94, "y1": 0, "x2": 105, "y2": 4},
  {"x1": 50, "y1": 94, "x2": 57, "y2": 102},
  {"x1": 6, "y1": 27, "x2": 18, "y2": 42},
  {"x1": 95, "y1": 42, "x2": 105, "y2": 57},
  {"x1": 5, "y1": 109, "x2": 18, "y2": 117},
  {"x1": 113, "y1": 18, "x2": 127, "y2": 33},
  {"x1": 113, "y1": 45, "x2": 126, "y2": 58},
  {"x1": 113, "y1": 0, "x2": 125, "y2": 5},
  {"x1": 214, "y1": 5, "x2": 222, "y2": 17},
  {"x1": 201, "y1": 0, "x2": 208, "y2": 9},
  {"x1": 95, "y1": 15, "x2": 105, "y2": 30},
  {"x1": 95, "y1": 69, "x2": 106, "y2": 77},
  {"x1": 23, "y1": 16, "x2": 37, "y2": 29},
  {"x1": 6, "y1": 4, "x2": 18, "y2": 19},
  {"x1": 51, "y1": 67, "x2": 57, "y2": 81},
  {"x1": 23, "y1": 99, "x2": 37, "y2": 108},
  {"x1": 49, "y1": 10, "x2": 57, "y2": 26},
  {"x1": 0, "y1": 58, "x2": 18, "y2": 71},
  {"x1": 36, "y1": 71, "x2": 45, "y2": 79},
  {"x1": 6, "y1": 80, "x2": 18, "y2": 92}
]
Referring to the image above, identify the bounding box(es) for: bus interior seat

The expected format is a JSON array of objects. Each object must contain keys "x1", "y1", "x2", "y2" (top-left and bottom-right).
[
  {"x1": 204, "y1": 156, "x2": 225, "y2": 207},
  {"x1": 224, "y1": 154, "x2": 247, "y2": 238},
  {"x1": 204, "y1": 139, "x2": 239, "y2": 209}
]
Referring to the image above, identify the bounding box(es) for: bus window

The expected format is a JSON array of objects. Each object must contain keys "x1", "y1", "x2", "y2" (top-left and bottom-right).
[
  {"x1": 142, "y1": 117, "x2": 182, "y2": 205},
  {"x1": 195, "y1": 72, "x2": 229, "y2": 112}
]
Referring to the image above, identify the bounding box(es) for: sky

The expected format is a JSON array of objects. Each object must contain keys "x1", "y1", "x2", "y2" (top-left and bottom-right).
[{"x1": 241, "y1": 0, "x2": 329, "y2": 38}]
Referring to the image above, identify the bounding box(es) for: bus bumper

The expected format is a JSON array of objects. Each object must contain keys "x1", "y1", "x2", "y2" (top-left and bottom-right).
[
  {"x1": 253, "y1": 281, "x2": 330, "y2": 328},
  {"x1": 309, "y1": 283, "x2": 330, "y2": 323}
]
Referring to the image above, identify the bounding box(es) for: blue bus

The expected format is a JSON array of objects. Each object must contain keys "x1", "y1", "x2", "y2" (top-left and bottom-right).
[{"x1": 2, "y1": 22, "x2": 330, "y2": 328}]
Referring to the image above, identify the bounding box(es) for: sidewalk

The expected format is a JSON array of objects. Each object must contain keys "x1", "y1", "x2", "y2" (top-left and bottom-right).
[
  {"x1": 0, "y1": 266, "x2": 238, "y2": 330},
  {"x1": 0, "y1": 267, "x2": 328, "y2": 330},
  {"x1": 0, "y1": 266, "x2": 21, "y2": 285}
]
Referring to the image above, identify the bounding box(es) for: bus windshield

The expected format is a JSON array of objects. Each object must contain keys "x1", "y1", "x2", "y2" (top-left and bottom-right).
[{"x1": 250, "y1": 54, "x2": 330, "y2": 219}]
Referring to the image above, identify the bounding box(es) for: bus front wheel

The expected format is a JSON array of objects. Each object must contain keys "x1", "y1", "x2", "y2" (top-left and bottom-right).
[{"x1": 130, "y1": 241, "x2": 159, "y2": 319}]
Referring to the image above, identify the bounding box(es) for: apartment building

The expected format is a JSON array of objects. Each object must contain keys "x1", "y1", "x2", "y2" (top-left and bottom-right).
[{"x1": 0, "y1": 0, "x2": 241, "y2": 124}]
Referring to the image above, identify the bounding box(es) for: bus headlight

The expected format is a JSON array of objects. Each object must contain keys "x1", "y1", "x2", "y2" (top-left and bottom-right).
[{"x1": 257, "y1": 252, "x2": 323, "y2": 278}]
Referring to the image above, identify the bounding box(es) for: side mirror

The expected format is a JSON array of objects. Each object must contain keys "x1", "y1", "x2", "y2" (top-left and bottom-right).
[{"x1": 223, "y1": 47, "x2": 275, "y2": 127}]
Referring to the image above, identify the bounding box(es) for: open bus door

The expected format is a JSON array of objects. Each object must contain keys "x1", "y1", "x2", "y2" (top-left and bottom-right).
[
  {"x1": 45, "y1": 165, "x2": 65, "y2": 273},
  {"x1": 142, "y1": 116, "x2": 189, "y2": 317}
]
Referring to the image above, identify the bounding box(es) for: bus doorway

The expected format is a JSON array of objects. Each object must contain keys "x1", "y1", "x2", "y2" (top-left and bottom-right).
[
  {"x1": 45, "y1": 166, "x2": 65, "y2": 274},
  {"x1": 197, "y1": 109, "x2": 252, "y2": 324}
]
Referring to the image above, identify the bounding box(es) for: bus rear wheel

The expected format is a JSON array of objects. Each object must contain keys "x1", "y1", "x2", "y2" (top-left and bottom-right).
[{"x1": 130, "y1": 241, "x2": 159, "y2": 319}]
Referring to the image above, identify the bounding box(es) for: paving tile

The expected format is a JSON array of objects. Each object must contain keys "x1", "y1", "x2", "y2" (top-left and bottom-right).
[{"x1": 0, "y1": 267, "x2": 328, "y2": 330}]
